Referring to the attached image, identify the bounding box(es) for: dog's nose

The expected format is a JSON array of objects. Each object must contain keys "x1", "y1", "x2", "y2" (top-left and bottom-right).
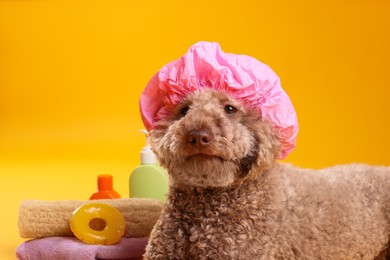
[{"x1": 187, "y1": 129, "x2": 214, "y2": 147}]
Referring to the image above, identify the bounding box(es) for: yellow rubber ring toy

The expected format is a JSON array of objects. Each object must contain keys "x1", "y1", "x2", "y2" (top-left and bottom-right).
[{"x1": 70, "y1": 203, "x2": 126, "y2": 245}]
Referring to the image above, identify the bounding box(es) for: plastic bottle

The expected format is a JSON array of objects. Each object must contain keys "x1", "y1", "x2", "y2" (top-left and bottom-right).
[
  {"x1": 89, "y1": 175, "x2": 121, "y2": 200},
  {"x1": 129, "y1": 130, "x2": 168, "y2": 203}
]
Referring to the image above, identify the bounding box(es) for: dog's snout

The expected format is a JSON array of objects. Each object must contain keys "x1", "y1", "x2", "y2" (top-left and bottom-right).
[{"x1": 187, "y1": 129, "x2": 214, "y2": 147}]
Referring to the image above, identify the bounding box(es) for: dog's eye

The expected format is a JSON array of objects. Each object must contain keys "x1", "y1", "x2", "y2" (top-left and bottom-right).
[
  {"x1": 179, "y1": 106, "x2": 189, "y2": 117},
  {"x1": 224, "y1": 105, "x2": 237, "y2": 114}
]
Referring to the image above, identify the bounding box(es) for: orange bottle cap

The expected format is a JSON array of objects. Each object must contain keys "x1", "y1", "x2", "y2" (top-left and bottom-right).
[
  {"x1": 89, "y1": 174, "x2": 121, "y2": 200},
  {"x1": 97, "y1": 175, "x2": 113, "y2": 190}
]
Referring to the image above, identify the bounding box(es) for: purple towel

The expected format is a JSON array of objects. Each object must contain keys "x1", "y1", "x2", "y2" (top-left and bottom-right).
[{"x1": 16, "y1": 236, "x2": 148, "y2": 260}]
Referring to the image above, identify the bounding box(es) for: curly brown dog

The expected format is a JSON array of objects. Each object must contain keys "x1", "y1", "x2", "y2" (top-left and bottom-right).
[{"x1": 145, "y1": 88, "x2": 390, "y2": 259}]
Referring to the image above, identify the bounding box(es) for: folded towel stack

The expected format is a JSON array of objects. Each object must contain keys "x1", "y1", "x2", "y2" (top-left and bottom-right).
[{"x1": 17, "y1": 198, "x2": 164, "y2": 260}]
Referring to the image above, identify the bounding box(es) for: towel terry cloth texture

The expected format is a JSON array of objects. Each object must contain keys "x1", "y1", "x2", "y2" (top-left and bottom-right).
[
  {"x1": 18, "y1": 198, "x2": 163, "y2": 239},
  {"x1": 16, "y1": 236, "x2": 148, "y2": 260}
]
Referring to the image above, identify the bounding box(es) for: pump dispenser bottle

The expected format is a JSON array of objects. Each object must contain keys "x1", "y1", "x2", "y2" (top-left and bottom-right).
[{"x1": 129, "y1": 130, "x2": 168, "y2": 203}]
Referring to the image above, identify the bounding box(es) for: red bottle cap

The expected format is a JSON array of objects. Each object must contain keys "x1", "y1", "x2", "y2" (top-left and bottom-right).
[
  {"x1": 89, "y1": 174, "x2": 121, "y2": 200},
  {"x1": 97, "y1": 175, "x2": 113, "y2": 190}
]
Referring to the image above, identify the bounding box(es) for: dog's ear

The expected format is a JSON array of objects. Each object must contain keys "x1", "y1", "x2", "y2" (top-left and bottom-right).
[
  {"x1": 255, "y1": 119, "x2": 281, "y2": 168},
  {"x1": 148, "y1": 125, "x2": 171, "y2": 168},
  {"x1": 241, "y1": 111, "x2": 281, "y2": 174}
]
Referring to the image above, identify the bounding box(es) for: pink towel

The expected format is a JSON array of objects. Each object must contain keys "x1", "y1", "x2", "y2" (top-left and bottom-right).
[{"x1": 16, "y1": 237, "x2": 148, "y2": 260}]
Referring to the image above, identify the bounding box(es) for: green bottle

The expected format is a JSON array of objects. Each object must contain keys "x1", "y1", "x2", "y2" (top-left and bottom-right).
[{"x1": 129, "y1": 131, "x2": 168, "y2": 203}]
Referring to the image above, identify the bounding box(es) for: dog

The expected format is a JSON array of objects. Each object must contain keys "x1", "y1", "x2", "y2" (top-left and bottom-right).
[{"x1": 144, "y1": 88, "x2": 390, "y2": 259}]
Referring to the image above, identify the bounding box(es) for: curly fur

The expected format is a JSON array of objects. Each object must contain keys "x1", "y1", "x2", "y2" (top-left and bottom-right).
[{"x1": 145, "y1": 88, "x2": 390, "y2": 259}]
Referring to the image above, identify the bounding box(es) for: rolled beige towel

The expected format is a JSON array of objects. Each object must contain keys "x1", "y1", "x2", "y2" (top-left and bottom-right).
[{"x1": 18, "y1": 198, "x2": 163, "y2": 239}]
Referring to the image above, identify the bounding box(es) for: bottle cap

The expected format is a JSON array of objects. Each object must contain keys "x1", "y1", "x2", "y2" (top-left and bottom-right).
[
  {"x1": 97, "y1": 175, "x2": 113, "y2": 190},
  {"x1": 140, "y1": 130, "x2": 157, "y2": 164},
  {"x1": 141, "y1": 145, "x2": 157, "y2": 164}
]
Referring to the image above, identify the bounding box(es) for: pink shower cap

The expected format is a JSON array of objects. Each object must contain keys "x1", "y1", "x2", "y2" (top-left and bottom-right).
[{"x1": 140, "y1": 41, "x2": 298, "y2": 159}]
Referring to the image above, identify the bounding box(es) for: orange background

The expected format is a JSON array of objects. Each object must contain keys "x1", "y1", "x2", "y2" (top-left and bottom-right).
[{"x1": 1, "y1": 1, "x2": 389, "y2": 259}]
